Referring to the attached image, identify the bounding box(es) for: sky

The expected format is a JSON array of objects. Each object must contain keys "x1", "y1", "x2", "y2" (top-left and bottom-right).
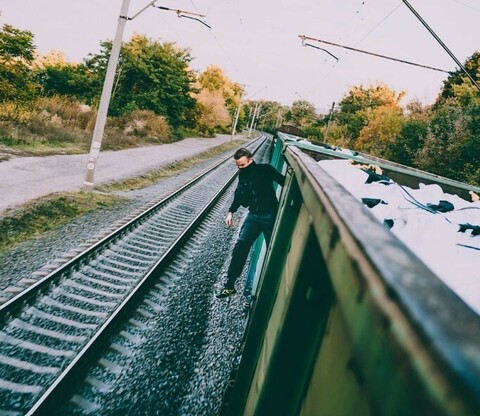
[{"x1": 1, "y1": 0, "x2": 480, "y2": 113}]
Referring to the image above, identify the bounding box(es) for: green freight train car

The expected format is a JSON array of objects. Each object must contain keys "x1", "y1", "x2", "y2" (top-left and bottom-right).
[{"x1": 223, "y1": 133, "x2": 480, "y2": 416}]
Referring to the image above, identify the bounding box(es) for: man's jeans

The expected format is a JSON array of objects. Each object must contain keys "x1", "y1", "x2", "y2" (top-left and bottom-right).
[{"x1": 225, "y1": 210, "x2": 276, "y2": 290}]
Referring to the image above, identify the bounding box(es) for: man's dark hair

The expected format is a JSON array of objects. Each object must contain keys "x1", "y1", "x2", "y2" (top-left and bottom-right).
[{"x1": 234, "y1": 148, "x2": 252, "y2": 160}]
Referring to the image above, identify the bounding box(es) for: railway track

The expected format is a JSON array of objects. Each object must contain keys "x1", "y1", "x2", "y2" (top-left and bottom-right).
[{"x1": 0, "y1": 136, "x2": 267, "y2": 415}]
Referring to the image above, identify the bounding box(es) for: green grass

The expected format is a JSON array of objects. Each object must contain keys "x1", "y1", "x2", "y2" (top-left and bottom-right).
[
  {"x1": 0, "y1": 135, "x2": 89, "y2": 156},
  {"x1": 0, "y1": 192, "x2": 125, "y2": 251},
  {"x1": 98, "y1": 139, "x2": 247, "y2": 192}
]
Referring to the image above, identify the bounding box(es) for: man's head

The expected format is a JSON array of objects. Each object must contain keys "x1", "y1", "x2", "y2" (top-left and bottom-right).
[{"x1": 233, "y1": 148, "x2": 253, "y2": 169}]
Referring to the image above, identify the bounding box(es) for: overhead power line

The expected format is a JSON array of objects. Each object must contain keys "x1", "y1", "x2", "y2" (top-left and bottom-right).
[
  {"x1": 299, "y1": 35, "x2": 451, "y2": 74},
  {"x1": 401, "y1": 0, "x2": 480, "y2": 92}
]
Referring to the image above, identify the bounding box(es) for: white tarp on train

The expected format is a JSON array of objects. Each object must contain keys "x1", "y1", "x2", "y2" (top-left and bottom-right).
[{"x1": 318, "y1": 158, "x2": 480, "y2": 315}]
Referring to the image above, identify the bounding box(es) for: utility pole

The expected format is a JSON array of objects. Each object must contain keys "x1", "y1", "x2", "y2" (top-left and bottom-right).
[
  {"x1": 248, "y1": 103, "x2": 259, "y2": 137},
  {"x1": 259, "y1": 115, "x2": 266, "y2": 130},
  {"x1": 275, "y1": 107, "x2": 283, "y2": 128},
  {"x1": 230, "y1": 105, "x2": 240, "y2": 140},
  {"x1": 231, "y1": 84, "x2": 246, "y2": 140},
  {"x1": 256, "y1": 111, "x2": 267, "y2": 131},
  {"x1": 82, "y1": 0, "x2": 209, "y2": 192},
  {"x1": 230, "y1": 90, "x2": 243, "y2": 140},
  {"x1": 323, "y1": 102, "x2": 335, "y2": 143},
  {"x1": 83, "y1": 0, "x2": 130, "y2": 192}
]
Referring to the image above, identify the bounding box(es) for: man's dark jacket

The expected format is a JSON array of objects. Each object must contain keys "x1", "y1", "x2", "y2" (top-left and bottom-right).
[{"x1": 229, "y1": 161, "x2": 285, "y2": 215}]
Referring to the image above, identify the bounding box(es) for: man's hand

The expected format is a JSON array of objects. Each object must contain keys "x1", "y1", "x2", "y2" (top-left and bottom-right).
[{"x1": 225, "y1": 212, "x2": 234, "y2": 227}]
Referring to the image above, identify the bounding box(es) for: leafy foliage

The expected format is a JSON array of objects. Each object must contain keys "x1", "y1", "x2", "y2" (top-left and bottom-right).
[
  {"x1": 0, "y1": 24, "x2": 35, "y2": 61},
  {"x1": 355, "y1": 105, "x2": 404, "y2": 157},
  {"x1": 32, "y1": 34, "x2": 198, "y2": 135},
  {"x1": 0, "y1": 24, "x2": 38, "y2": 103},
  {"x1": 335, "y1": 83, "x2": 405, "y2": 147},
  {"x1": 415, "y1": 100, "x2": 480, "y2": 184},
  {"x1": 35, "y1": 59, "x2": 95, "y2": 99},
  {"x1": 87, "y1": 35, "x2": 197, "y2": 134},
  {"x1": 193, "y1": 65, "x2": 243, "y2": 135},
  {"x1": 283, "y1": 100, "x2": 317, "y2": 129},
  {"x1": 194, "y1": 90, "x2": 231, "y2": 136},
  {"x1": 385, "y1": 116, "x2": 428, "y2": 166},
  {"x1": 437, "y1": 52, "x2": 480, "y2": 104}
]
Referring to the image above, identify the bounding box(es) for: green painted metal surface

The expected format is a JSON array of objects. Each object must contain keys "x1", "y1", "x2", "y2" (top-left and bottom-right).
[{"x1": 223, "y1": 134, "x2": 480, "y2": 416}]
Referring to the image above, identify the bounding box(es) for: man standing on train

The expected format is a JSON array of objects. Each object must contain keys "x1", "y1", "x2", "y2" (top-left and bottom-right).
[{"x1": 216, "y1": 147, "x2": 285, "y2": 307}]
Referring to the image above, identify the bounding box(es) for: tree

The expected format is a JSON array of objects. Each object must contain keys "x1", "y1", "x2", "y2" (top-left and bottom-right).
[
  {"x1": 84, "y1": 34, "x2": 197, "y2": 134},
  {"x1": 0, "y1": 24, "x2": 38, "y2": 103},
  {"x1": 193, "y1": 65, "x2": 245, "y2": 134},
  {"x1": 355, "y1": 105, "x2": 404, "y2": 157},
  {"x1": 0, "y1": 24, "x2": 35, "y2": 61},
  {"x1": 283, "y1": 100, "x2": 317, "y2": 129},
  {"x1": 34, "y1": 51, "x2": 95, "y2": 99},
  {"x1": 194, "y1": 89, "x2": 231, "y2": 135},
  {"x1": 437, "y1": 52, "x2": 480, "y2": 104},
  {"x1": 415, "y1": 101, "x2": 480, "y2": 185},
  {"x1": 198, "y1": 65, "x2": 240, "y2": 103},
  {"x1": 335, "y1": 83, "x2": 405, "y2": 147},
  {"x1": 385, "y1": 116, "x2": 428, "y2": 166},
  {"x1": 197, "y1": 65, "x2": 243, "y2": 114}
]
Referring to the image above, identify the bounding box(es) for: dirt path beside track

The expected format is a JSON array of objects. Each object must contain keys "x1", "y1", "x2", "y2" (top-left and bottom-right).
[{"x1": 0, "y1": 134, "x2": 244, "y2": 214}]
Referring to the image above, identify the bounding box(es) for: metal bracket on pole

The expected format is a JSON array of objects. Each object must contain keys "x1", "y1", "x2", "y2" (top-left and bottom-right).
[
  {"x1": 154, "y1": 5, "x2": 211, "y2": 29},
  {"x1": 301, "y1": 38, "x2": 338, "y2": 61}
]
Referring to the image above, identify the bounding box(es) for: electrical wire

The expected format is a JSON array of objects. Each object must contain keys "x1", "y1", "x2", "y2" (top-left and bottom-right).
[
  {"x1": 397, "y1": 183, "x2": 448, "y2": 217},
  {"x1": 353, "y1": 2, "x2": 403, "y2": 48},
  {"x1": 360, "y1": 168, "x2": 455, "y2": 222},
  {"x1": 187, "y1": 0, "x2": 245, "y2": 84},
  {"x1": 401, "y1": 0, "x2": 480, "y2": 91},
  {"x1": 299, "y1": 35, "x2": 451, "y2": 73},
  {"x1": 449, "y1": 0, "x2": 480, "y2": 13}
]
